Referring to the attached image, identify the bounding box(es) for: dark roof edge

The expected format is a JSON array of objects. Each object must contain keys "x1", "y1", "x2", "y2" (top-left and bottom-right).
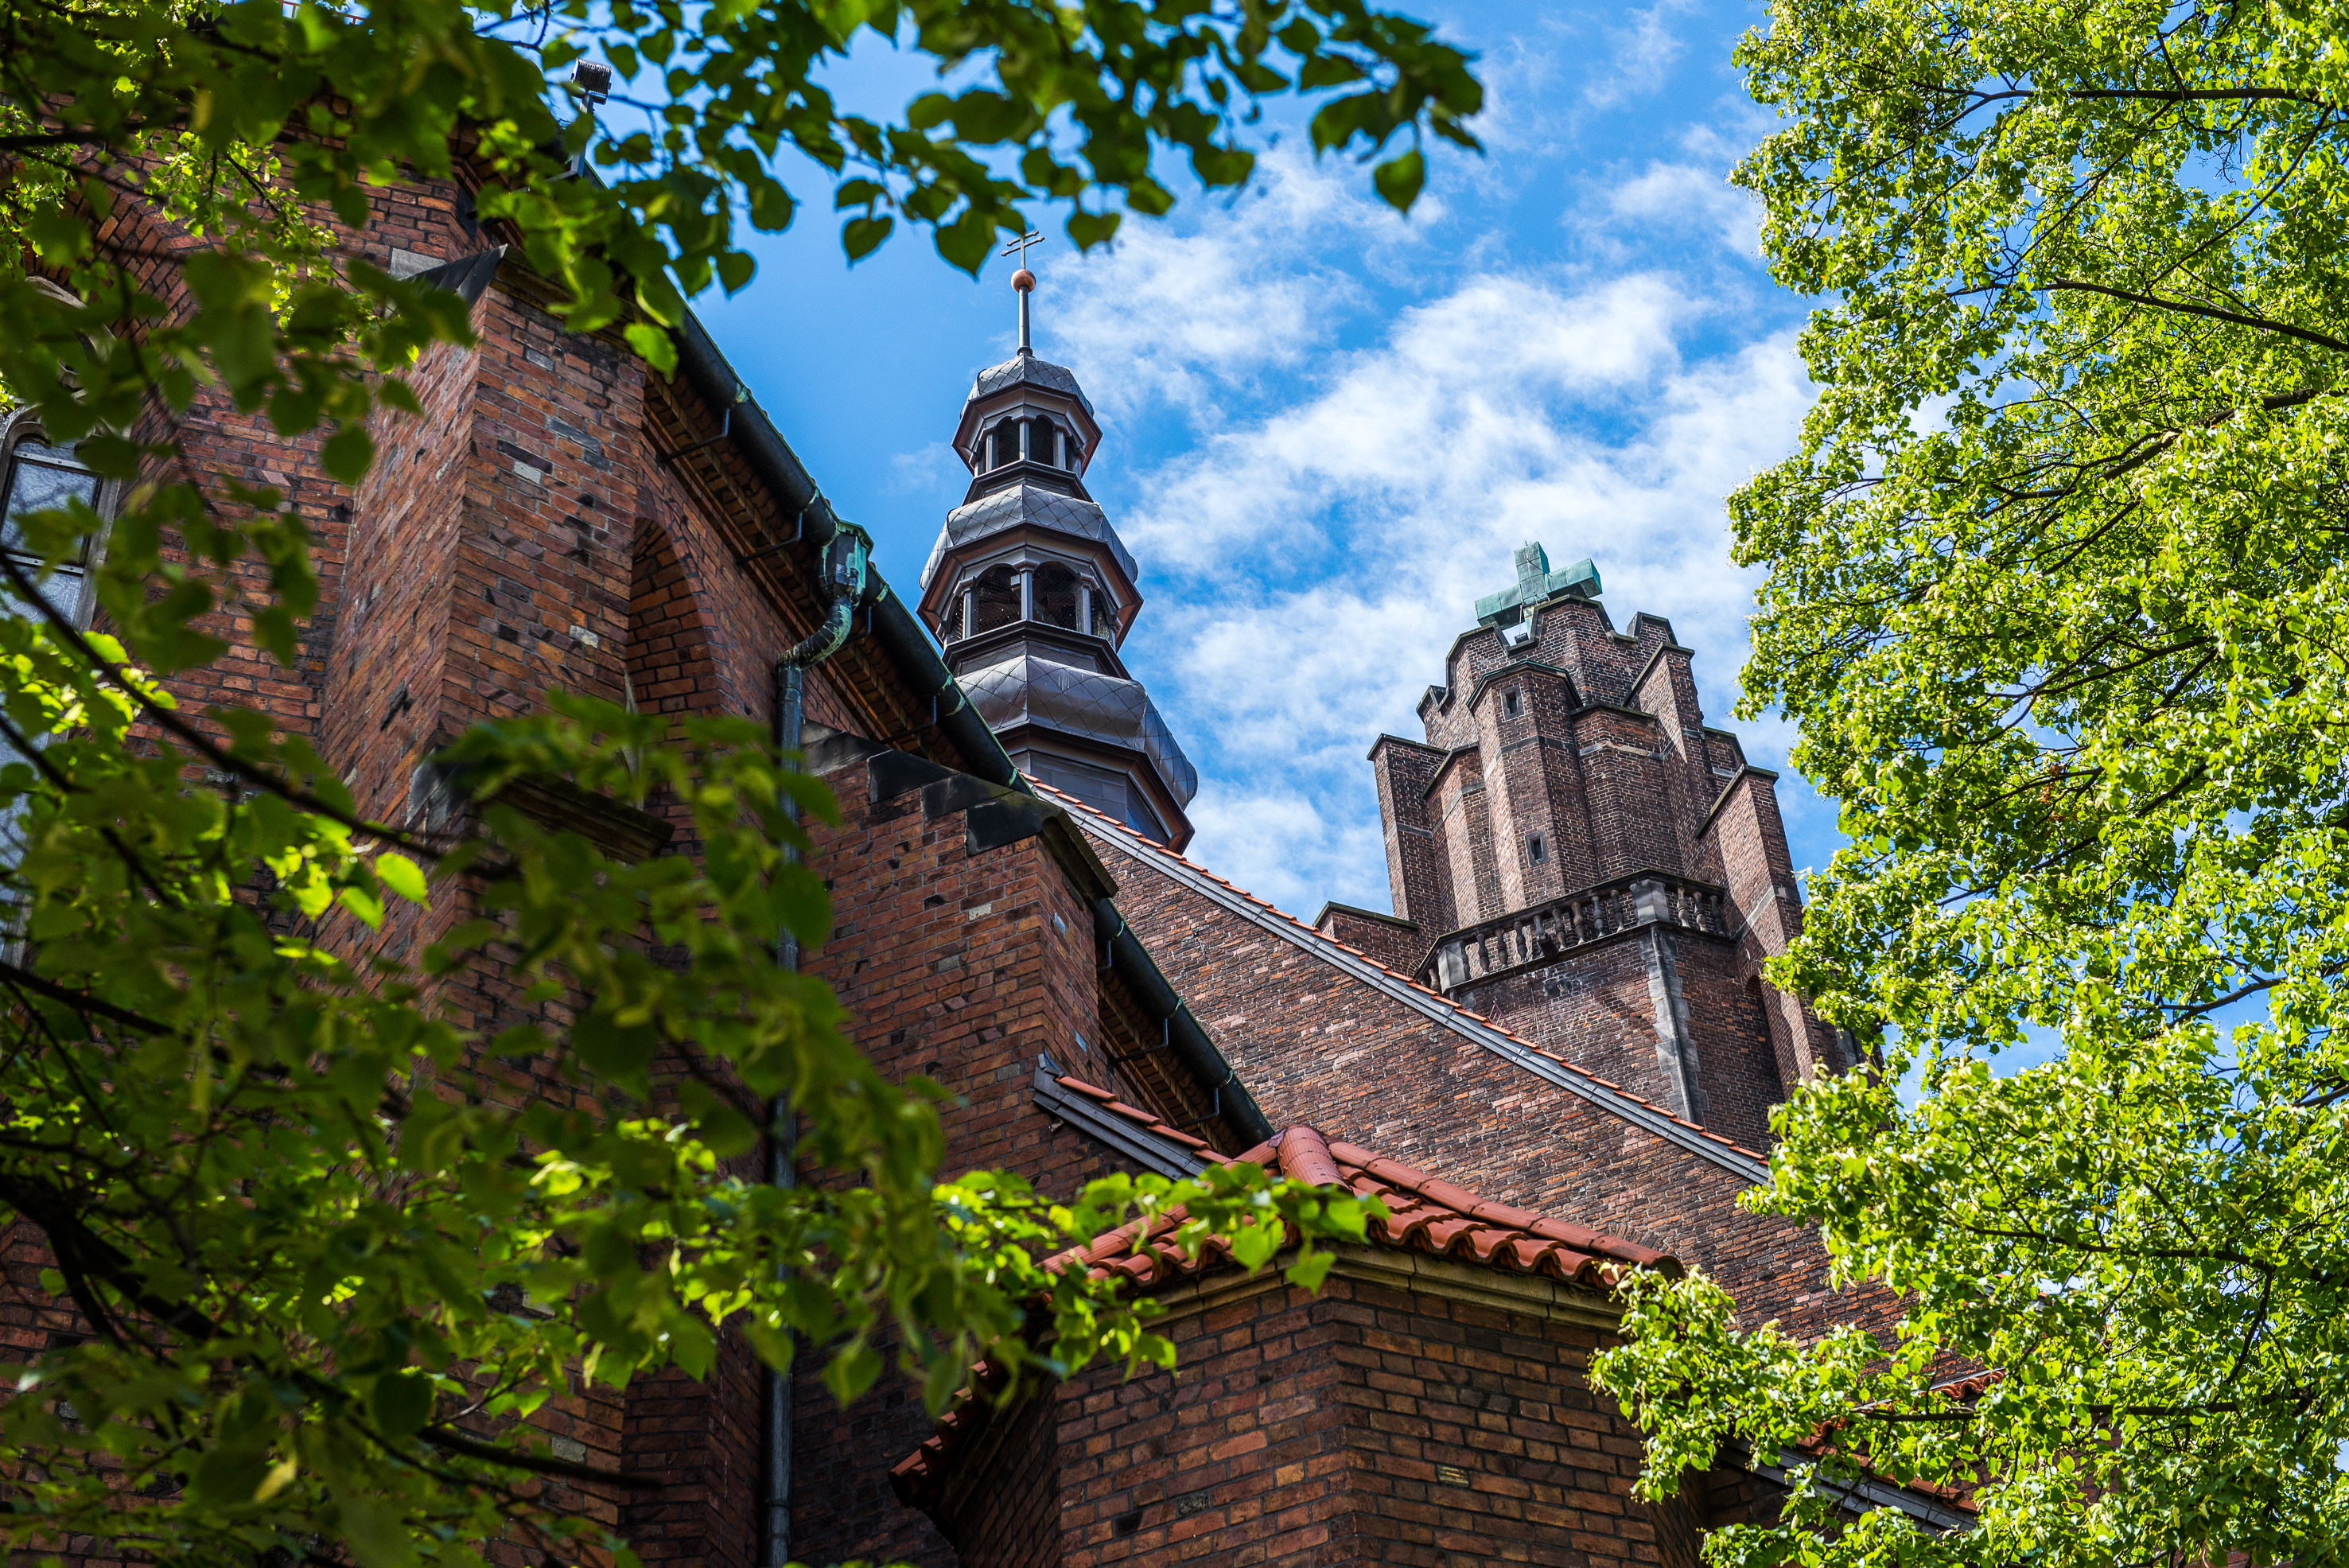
[
  {"x1": 1463, "y1": 658, "x2": 1583, "y2": 716},
  {"x1": 1694, "y1": 765, "x2": 1786, "y2": 840},
  {"x1": 1092, "y1": 897, "x2": 1274, "y2": 1146},
  {"x1": 1624, "y1": 639, "x2": 1697, "y2": 704},
  {"x1": 670, "y1": 309, "x2": 1267, "y2": 1145},
  {"x1": 1313, "y1": 901, "x2": 1418, "y2": 932},
  {"x1": 669, "y1": 310, "x2": 1028, "y2": 796},
  {"x1": 1034, "y1": 1061, "x2": 1210, "y2": 1179}
]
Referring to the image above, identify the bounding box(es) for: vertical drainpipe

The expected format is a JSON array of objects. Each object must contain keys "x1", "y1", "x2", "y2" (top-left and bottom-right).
[{"x1": 764, "y1": 527, "x2": 868, "y2": 1568}]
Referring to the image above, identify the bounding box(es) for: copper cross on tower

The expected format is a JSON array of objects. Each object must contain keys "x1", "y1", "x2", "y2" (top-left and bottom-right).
[{"x1": 1001, "y1": 229, "x2": 1045, "y2": 353}]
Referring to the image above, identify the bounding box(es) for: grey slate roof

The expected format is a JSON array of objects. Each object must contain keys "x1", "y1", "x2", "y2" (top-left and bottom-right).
[
  {"x1": 966, "y1": 350, "x2": 1097, "y2": 418},
  {"x1": 958, "y1": 651, "x2": 1199, "y2": 806},
  {"x1": 920, "y1": 482, "x2": 1140, "y2": 589}
]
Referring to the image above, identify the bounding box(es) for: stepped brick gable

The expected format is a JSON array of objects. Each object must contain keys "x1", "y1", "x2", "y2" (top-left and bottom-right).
[{"x1": 1324, "y1": 546, "x2": 1855, "y2": 1150}]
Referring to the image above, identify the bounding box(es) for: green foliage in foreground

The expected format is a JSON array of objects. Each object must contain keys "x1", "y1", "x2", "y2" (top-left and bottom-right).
[
  {"x1": 0, "y1": 3, "x2": 1474, "y2": 1562},
  {"x1": 0, "y1": 572, "x2": 1382, "y2": 1566},
  {"x1": 1593, "y1": 1, "x2": 2349, "y2": 1566}
]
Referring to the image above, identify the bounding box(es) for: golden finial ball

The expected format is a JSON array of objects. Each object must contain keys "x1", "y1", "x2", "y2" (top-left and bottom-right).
[{"x1": 1011, "y1": 268, "x2": 1036, "y2": 292}]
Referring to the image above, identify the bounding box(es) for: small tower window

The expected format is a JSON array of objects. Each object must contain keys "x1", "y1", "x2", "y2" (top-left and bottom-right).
[
  {"x1": 1527, "y1": 833, "x2": 1546, "y2": 865},
  {"x1": 970, "y1": 564, "x2": 1022, "y2": 634},
  {"x1": 1029, "y1": 416, "x2": 1058, "y2": 468},
  {"x1": 1503, "y1": 689, "x2": 1523, "y2": 718},
  {"x1": 1033, "y1": 563, "x2": 1079, "y2": 629}
]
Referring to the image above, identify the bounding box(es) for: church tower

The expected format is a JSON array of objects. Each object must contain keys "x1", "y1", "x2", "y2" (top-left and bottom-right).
[
  {"x1": 1319, "y1": 542, "x2": 1853, "y2": 1151},
  {"x1": 915, "y1": 261, "x2": 1199, "y2": 849}
]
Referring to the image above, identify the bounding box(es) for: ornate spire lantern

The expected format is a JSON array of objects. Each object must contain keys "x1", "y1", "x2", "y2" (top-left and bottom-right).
[{"x1": 914, "y1": 243, "x2": 1199, "y2": 848}]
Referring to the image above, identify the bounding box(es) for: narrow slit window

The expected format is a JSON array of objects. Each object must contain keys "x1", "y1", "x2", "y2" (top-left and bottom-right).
[
  {"x1": 1503, "y1": 689, "x2": 1523, "y2": 718},
  {"x1": 1527, "y1": 833, "x2": 1546, "y2": 865}
]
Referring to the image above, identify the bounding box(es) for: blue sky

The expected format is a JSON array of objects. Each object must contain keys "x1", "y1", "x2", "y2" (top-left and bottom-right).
[{"x1": 692, "y1": 0, "x2": 1839, "y2": 921}]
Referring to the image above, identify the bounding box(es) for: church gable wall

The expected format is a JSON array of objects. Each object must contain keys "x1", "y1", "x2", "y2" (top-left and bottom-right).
[
  {"x1": 789, "y1": 757, "x2": 1235, "y2": 1568},
  {"x1": 1316, "y1": 905, "x2": 1429, "y2": 975},
  {"x1": 1428, "y1": 752, "x2": 1501, "y2": 924},
  {"x1": 1081, "y1": 827, "x2": 1877, "y2": 1340},
  {"x1": 955, "y1": 1261, "x2": 1713, "y2": 1568},
  {"x1": 1666, "y1": 945, "x2": 1787, "y2": 1154},
  {"x1": 1445, "y1": 933, "x2": 1679, "y2": 1113},
  {"x1": 1566, "y1": 708, "x2": 1680, "y2": 881},
  {"x1": 1701, "y1": 773, "x2": 1849, "y2": 1087},
  {"x1": 1628, "y1": 646, "x2": 1720, "y2": 882}
]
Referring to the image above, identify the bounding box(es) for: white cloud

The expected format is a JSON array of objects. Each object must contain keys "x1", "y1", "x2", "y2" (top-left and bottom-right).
[
  {"x1": 1113, "y1": 272, "x2": 1696, "y2": 580},
  {"x1": 1096, "y1": 273, "x2": 1815, "y2": 916},
  {"x1": 1607, "y1": 160, "x2": 1760, "y2": 258},
  {"x1": 885, "y1": 441, "x2": 965, "y2": 496},
  {"x1": 1040, "y1": 146, "x2": 1431, "y2": 425},
  {"x1": 1581, "y1": 0, "x2": 1698, "y2": 110},
  {"x1": 1179, "y1": 785, "x2": 1390, "y2": 920}
]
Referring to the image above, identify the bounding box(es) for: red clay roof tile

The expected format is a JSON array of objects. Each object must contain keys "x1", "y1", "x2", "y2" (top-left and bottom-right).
[{"x1": 890, "y1": 1122, "x2": 1678, "y2": 1512}]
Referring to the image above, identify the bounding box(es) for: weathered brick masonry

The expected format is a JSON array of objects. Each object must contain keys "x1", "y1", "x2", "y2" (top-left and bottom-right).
[
  {"x1": 1056, "y1": 791, "x2": 1892, "y2": 1348},
  {"x1": 899, "y1": 1127, "x2": 1785, "y2": 1568},
  {"x1": 1347, "y1": 547, "x2": 1853, "y2": 1133},
  {"x1": 8, "y1": 164, "x2": 1939, "y2": 1568}
]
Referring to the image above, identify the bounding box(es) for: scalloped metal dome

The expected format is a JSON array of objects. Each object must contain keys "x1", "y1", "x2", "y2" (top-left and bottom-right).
[
  {"x1": 966, "y1": 349, "x2": 1096, "y2": 418},
  {"x1": 919, "y1": 482, "x2": 1138, "y2": 591}
]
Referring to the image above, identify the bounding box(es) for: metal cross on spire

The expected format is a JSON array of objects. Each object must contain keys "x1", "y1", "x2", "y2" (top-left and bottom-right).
[{"x1": 1001, "y1": 229, "x2": 1045, "y2": 352}]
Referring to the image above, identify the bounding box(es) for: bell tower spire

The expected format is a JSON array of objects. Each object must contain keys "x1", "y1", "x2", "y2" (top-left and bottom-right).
[
  {"x1": 1001, "y1": 228, "x2": 1044, "y2": 355},
  {"x1": 912, "y1": 263, "x2": 1200, "y2": 849}
]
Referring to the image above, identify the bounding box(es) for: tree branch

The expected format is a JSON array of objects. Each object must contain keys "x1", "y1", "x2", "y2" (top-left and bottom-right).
[{"x1": 2042, "y1": 278, "x2": 2349, "y2": 354}]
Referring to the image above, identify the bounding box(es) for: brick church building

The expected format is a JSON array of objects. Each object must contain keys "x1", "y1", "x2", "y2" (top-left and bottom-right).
[{"x1": 2, "y1": 166, "x2": 1959, "y2": 1566}]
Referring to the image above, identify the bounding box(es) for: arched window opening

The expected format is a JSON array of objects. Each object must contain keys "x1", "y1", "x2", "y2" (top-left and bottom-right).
[
  {"x1": 1029, "y1": 417, "x2": 1059, "y2": 468},
  {"x1": 941, "y1": 590, "x2": 966, "y2": 642},
  {"x1": 986, "y1": 422, "x2": 1021, "y2": 471},
  {"x1": 1087, "y1": 593, "x2": 1116, "y2": 639},
  {"x1": 1033, "y1": 563, "x2": 1080, "y2": 629},
  {"x1": 970, "y1": 564, "x2": 1022, "y2": 636}
]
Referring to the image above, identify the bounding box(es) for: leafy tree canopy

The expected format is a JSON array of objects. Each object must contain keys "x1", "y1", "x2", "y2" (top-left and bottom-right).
[
  {"x1": 1593, "y1": 2, "x2": 2349, "y2": 1566},
  {"x1": 0, "y1": 2, "x2": 1476, "y2": 1565}
]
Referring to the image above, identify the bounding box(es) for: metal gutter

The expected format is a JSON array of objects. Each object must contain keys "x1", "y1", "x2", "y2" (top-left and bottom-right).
[
  {"x1": 1033, "y1": 1060, "x2": 1211, "y2": 1179},
  {"x1": 668, "y1": 311, "x2": 1028, "y2": 796},
  {"x1": 1090, "y1": 896, "x2": 1275, "y2": 1147},
  {"x1": 1734, "y1": 1444, "x2": 1977, "y2": 1534}
]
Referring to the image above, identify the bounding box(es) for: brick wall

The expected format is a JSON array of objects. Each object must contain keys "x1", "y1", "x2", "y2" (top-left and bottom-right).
[
  {"x1": 784, "y1": 752, "x2": 1258, "y2": 1568},
  {"x1": 945, "y1": 1255, "x2": 1738, "y2": 1567},
  {"x1": 1367, "y1": 737, "x2": 1448, "y2": 936},
  {"x1": 1355, "y1": 591, "x2": 1847, "y2": 1130},
  {"x1": 1077, "y1": 818, "x2": 1896, "y2": 1346}
]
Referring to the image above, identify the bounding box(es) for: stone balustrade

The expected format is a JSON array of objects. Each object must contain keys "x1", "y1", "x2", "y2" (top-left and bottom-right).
[{"x1": 1424, "y1": 872, "x2": 1729, "y2": 993}]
